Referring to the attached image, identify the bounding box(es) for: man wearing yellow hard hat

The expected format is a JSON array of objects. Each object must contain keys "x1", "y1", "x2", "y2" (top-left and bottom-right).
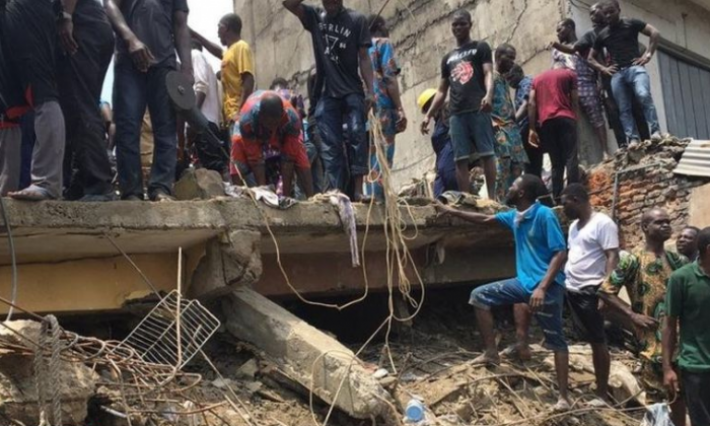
[{"x1": 417, "y1": 89, "x2": 458, "y2": 197}]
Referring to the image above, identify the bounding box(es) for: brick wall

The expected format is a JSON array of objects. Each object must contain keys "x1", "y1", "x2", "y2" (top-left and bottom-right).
[{"x1": 587, "y1": 138, "x2": 709, "y2": 250}]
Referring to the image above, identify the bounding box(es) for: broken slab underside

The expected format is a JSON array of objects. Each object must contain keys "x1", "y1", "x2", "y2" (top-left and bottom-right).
[{"x1": 0, "y1": 198, "x2": 514, "y2": 314}]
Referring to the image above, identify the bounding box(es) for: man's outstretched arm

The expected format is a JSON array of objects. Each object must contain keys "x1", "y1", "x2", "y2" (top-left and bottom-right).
[
  {"x1": 190, "y1": 28, "x2": 224, "y2": 60},
  {"x1": 283, "y1": 0, "x2": 305, "y2": 21},
  {"x1": 174, "y1": 11, "x2": 193, "y2": 80},
  {"x1": 435, "y1": 202, "x2": 499, "y2": 225}
]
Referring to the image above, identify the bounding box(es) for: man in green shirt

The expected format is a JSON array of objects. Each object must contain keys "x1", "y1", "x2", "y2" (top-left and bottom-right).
[{"x1": 663, "y1": 227, "x2": 710, "y2": 426}]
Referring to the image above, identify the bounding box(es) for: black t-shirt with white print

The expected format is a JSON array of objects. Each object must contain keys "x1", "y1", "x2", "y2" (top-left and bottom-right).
[
  {"x1": 441, "y1": 41, "x2": 492, "y2": 115},
  {"x1": 301, "y1": 5, "x2": 371, "y2": 99}
]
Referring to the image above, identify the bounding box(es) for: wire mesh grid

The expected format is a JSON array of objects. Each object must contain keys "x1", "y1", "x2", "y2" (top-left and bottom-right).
[{"x1": 116, "y1": 291, "x2": 221, "y2": 369}]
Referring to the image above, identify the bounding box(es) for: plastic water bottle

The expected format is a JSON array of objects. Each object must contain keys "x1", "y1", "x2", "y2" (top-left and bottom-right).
[{"x1": 405, "y1": 399, "x2": 425, "y2": 423}]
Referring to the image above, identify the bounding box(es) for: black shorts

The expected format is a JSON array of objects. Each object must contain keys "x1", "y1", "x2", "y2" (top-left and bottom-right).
[{"x1": 566, "y1": 285, "x2": 606, "y2": 344}]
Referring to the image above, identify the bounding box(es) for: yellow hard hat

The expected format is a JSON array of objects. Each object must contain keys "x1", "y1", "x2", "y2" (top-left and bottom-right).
[{"x1": 417, "y1": 89, "x2": 437, "y2": 113}]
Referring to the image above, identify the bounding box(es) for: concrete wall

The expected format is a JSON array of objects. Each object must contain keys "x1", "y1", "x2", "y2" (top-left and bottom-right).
[{"x1": 234, "y1": 0, "x2": 566, "y2": 189}]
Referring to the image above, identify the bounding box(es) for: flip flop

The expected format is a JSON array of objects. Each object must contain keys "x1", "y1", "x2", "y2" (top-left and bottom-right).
[
  {"x1": 500, "y1": 344, "x2": 532, "y2": 362},
  {"x1": 9, "y1": 186, "x2": 53, "y2": 202},
  {"x1": 471, "y1": 353, "x2": 500, "y2": 366},
  {"x1": 586, "y1": 398, "x2": 609, "y2": 408}
]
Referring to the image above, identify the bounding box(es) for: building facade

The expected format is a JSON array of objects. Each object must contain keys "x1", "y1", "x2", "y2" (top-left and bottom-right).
[{"x1": 234, "y1": 0, "x2": 710, "y2": 190}]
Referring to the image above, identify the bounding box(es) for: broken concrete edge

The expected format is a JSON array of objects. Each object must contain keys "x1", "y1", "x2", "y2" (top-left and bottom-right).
[
  {"x1": 222, "y1": 288, "x2": 394, "y2": 419},
  {"x1": 0, "y1": 321, "x2": 98, "y2": 425},
  {"x1": 187, "y1": 230, "x2": 262, "y2": 301},
  {"x1": 1, "y1": 197, "x2": 508, "y2": 235}
]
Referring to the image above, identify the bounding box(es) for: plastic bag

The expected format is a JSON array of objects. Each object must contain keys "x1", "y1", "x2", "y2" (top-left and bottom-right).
[{"x1": 640, "y1": 403, "x2": 675, "y2": 426}]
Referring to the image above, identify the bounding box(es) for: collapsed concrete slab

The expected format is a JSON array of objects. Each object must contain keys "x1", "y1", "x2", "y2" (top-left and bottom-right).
[
  {"x1": 188, "y1": 230, "x2": 262, "y2": 300},
  {"x1": 0, "y1": 197, "x2": 516, "y2": 314},
  {"x1": 222, "y1": 288, "x2": 392, "y2": 419},
  {"x1": 0, "y1": 321, "x2": 98, "y2": 425}
]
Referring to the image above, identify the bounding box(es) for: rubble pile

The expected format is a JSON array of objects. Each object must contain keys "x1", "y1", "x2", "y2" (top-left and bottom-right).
[{"x1": 587, "y1": 136, "x2": 709, "y2": 248}]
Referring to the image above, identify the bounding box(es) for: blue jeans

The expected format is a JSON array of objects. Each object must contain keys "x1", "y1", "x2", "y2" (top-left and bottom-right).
[
  {"x1": 610, "y1": 66, "x2": 660, "y2": 142},
  {"x1": 315, "y1": 94, "x2": 368, "y2": 192},
  {"x1": 470, "y1": 278, "x2": 568, "y2": 352},
  {"x1": 114, "y1": 63, "x2": 177, "y2": 199}
]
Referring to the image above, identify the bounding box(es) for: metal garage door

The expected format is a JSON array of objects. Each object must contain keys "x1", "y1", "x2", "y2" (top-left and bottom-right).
[{"x1": 658, "y1": 50, "x2": 710, "y2": 140}]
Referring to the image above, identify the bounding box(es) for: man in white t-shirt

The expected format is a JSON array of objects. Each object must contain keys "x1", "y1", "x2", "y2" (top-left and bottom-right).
[
  {"x1": 189, "y1": 40, "x2": 227, "y2": 174},
  {"x1": 561, "y1": 183, "x2": 620, "y2": 407}
]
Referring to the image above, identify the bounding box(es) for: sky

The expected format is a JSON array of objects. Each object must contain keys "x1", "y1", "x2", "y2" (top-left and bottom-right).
[{"x1": 100, "y1": 0, "x2": 234, "y2": 103}]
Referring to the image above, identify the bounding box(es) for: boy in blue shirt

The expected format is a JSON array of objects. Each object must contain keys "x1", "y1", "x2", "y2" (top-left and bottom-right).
[{"x1": 436, "y1": 174, "x2": 570, "y2": 411}]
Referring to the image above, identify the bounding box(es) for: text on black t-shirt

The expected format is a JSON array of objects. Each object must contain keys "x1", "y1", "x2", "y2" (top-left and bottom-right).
[{"x1": 301, "y1": 5, "x2": 371, "y2": 99}]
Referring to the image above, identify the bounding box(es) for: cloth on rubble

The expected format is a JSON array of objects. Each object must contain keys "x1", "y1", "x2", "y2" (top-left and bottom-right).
[
  {"x1": 640, "y1": 403, "x2": 673, "y2": 426},
  {"x1": 436, "y1": 190, "x2": 481, "y2": 208},
  {"x1": 313, "y1": 191, "x2": 359, "y2": 267},
  {"x1": 248, "y1": 186, "x2": 297, "y2": 210}
]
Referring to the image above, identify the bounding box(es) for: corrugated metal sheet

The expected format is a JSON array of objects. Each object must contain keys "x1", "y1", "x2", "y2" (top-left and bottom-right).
[{"x1": 674, "y1": 139, "x2": 710, "y2": 178}]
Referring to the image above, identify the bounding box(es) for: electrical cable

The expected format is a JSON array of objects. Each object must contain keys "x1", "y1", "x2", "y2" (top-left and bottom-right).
[{"x1": 0, "y1": 196, "x2": 18, "y2": 321}]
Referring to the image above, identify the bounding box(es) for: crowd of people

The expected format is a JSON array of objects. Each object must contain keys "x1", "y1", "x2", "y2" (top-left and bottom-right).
[
  {"x1": 438, "y1": 179, "x2": 709, "y2": 425},
  {"x1": 0, "y1": 0, "x2": 665, "y2": 204}
]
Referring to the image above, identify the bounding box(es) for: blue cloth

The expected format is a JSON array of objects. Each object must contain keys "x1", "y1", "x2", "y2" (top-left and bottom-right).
[
  {"x1": 448, "y1": 111, "x2": 496, "y2": 161},
  {"x1": 469, "y1": 278, "x2": 568, "y2": 352},
  {"x1": 514, "y1": 76, "x2": 533, "y2": 130},
  {"x1": 431, "y1": 120, "x2": 458, "y2": 197},
  {"x1": 315, "y1": 94, "x2": 368, "y2": 192},
  {"x1": 113, "y1": 63, "x2": 177, "y2": 199},
  {"x1": 369, "y1": 38, "x2": 400, "y2": 110},
  {"x1": 495, "y1": 202, "x2": 566, "y2": 292},
  {"x1": 610, "y1": 66, "x2": 660, "y2": 142}
]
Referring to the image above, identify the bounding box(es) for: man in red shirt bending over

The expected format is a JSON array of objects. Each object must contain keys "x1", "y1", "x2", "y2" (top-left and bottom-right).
[{"x1": 231, "y1": 91, "x2": 314, "y2": 198}]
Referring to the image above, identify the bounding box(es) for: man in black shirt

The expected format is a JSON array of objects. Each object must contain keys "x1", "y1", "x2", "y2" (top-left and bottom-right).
[
  {"x1": 57, "y1": 0, "x2": 116, "y2": 201},
  {"x1": 105, "y1": 0, "x2": 193, "y2": 201},
  {"x1": 420, "y1": 10, "x2": 496, "y2": 198},
  {"x1": 589, "y1": 0, "x2": 661, "y2": 147},
  {"x1": 2, "y1": 0, "x2": 67, "y2": 201},
  {"x1": 283, "y1": 0, "x2": 374, "y2": 202}
]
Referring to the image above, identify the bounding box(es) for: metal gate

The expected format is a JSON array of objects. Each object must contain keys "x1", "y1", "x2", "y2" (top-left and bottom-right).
[{"x1": 658, "y1": 49, "x2": 710, "y2": 140}]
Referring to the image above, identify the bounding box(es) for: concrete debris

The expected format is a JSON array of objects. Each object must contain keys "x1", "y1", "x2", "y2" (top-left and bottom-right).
[
  {"x1": 0, "y1": 321, "x2": 98, "y2": 425},
  {"x1": 222, "y1": 288, "x2": 393, "y2": 419},
  {"x1": 236, "y1": 358, "x2": 259, "y2": 379},
  {"x1": 210, "y1": 377, "x2": 236, "y2": 389},
  {"x1": 174, "y1": 168, "x2": 225, "y2": 200}
]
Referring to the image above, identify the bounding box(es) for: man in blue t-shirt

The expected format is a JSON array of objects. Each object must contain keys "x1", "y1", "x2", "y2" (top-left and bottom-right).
[{"x1": 437, "y1": 174, "x2": 570, "y2": 411}]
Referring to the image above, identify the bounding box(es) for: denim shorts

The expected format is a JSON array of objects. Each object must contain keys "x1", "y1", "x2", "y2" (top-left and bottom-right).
[
  {"x1": 470, "y1": 278, "x2": 568, "y2": 352},
  {"x1": 449, "y1": 111, "x2": 496, "y2": 162}
]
